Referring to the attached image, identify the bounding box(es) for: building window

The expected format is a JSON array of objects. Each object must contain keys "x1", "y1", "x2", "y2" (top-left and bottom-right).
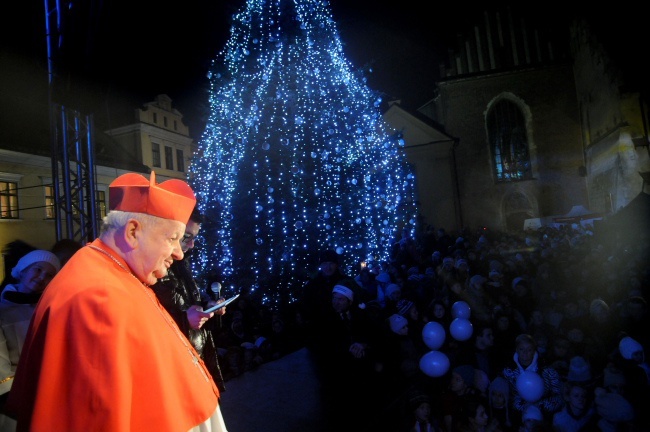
[
  {"x1": 0, "y1": 181, "x2": 19, "y2": 219},
  {"x1": 153, "y1": 112, "x2": 158, "y2": 124},
  {"x1": 176, "y1": 149, "x2": 185, "y2": 172},
  {"x1": 96, "y1": 190, "x2": 107, "y2": 219},
  {"x1": 165, "y1": 146, "x2": 174, "y2": 170},
  {"x1": 487, "y1": 99, "x2": 532, "y2": 182},
  {"x1": 164, "y1": 116, "x2": 168, "y2": 127},
  {"x1": 45, "y1": 184, "x2": 55, "y2": 219},
  {"x1": 152, "y1": 143, "x2": 161, "y2": 167},
  {"x1": 174, "y1": 120, "x2": 178, "y2": 131}
]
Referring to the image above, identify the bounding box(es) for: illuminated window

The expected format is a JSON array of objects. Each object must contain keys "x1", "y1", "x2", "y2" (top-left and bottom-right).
[
  {"x1": 44, "y1": 184, "x2": 55, "y2": 219},
  {"x1": 176, "y1": 149, "x2": 184, "y2": 172},
  {"x1": 488, "y1": 99, "x2": 532, "y2": 182},
  {"x1": 152, "y1": 143, "x2": 161, "y2": 167},
  {"x1": 96, "y1": 190, "x2": 107, "y2": 218},
  {"x1": 0, "y1": 181, "x2": 19, "y2": 219}
]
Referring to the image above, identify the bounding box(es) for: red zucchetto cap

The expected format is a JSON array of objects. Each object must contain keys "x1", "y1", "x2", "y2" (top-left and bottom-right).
[{"x1": 109, "y1": 171, "x2": 196, "y2": 224}]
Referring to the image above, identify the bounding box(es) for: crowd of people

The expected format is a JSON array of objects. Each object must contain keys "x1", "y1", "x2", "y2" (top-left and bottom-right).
[
  {"x1": 1, "y1": 172, "x2": 648, "y2": 432},
  {"x1": 286, "y1": 223, "x2": 649, "y2": 431}
]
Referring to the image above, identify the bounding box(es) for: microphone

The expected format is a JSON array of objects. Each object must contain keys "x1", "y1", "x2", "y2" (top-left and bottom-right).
[
  {"x1": 210, "y1": 282, "x2": 223, "y2": 328},
  {"x1": 210, "y1": 282, "x2": 222, "y2": 300}
]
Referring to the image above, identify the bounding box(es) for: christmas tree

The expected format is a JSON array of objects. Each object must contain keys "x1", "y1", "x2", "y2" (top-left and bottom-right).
[{"x1": 189, "y1": 0, "x2": 418, "y2": 308}]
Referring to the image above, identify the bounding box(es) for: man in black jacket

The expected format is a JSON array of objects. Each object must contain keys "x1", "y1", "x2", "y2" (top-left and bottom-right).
[{"x1": 152, "y1": 207, "x2": 227, "y2": 391}]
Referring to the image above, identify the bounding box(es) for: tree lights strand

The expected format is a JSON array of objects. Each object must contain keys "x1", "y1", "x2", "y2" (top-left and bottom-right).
[{"x1": 189, "y1": 0, "x2": 418, "y2": 308}]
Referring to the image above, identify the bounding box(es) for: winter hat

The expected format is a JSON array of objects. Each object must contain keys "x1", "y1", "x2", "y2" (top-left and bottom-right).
[
  {"x1": 453, "y1": 365, "x2": 475, "y2": 386},
  {"x1": 389, "y1": 314, "x2": 408, "y2": 334},
  {"x1": 455, "y1": 259, "x2": 468, "y2": 269},
  {"x1": 396, "y1": 299, "x2": 414, "y2": 317},
  {"x1": 407, "y1": 266, "x2": 419, "y2": 276},
  {"x1": 332, "y1": 285, "x2": 353, "y2": 301},
  {"x1": 603, "y1": 366, "x2": 626, "y2": 388},
  {"x1": 489, "y1": 270, "x2": 501, "y2": 279},
  {"x1": 489, "y1": 260, "x2": 503, "y2": 272},
  {"x1": 511, "y1": 277, "x2": 526, "y2": 289},
  {"x1": 385, "y1": 284, "x2": 401, "y2": 297},
  {"x1": 619, "y1": 336, "x2": 643, "y2": 360},
  {"x1": 567, "y1": 356, "x2": 591, "y2": 382},
  {"x1": 489, "y1": 376, "x2": 510, "y2": 398},
  {"x1": 319, "y1": 249, "x2": 339, "y2": 264},
  {"x1": 376, "y1": 272, "x2": 391, "y2": 283},
  {"x1": 589, "y1": 298, "x2": 609, "y2": 316},
  {"x1": 469, "y1": 274, "x2": 487, "y2": 287},
  {"x1": 594, "y1": 388, "x2": 635, "y2": 423},
  {"x1": 522, "y1": 405, "x2": 543, "y2": 422},
  {"x1": 11, "y1": 250, "x2": 61, "y2": 279}
]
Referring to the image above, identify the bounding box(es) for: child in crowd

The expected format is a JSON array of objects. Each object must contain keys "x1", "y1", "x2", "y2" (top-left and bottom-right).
[
  {"x1": 551, "y1": 382, "x2": 596, "y2": 431},
  {"x1": 488, "y1": 377, "x2": 513, "y2": 432}
]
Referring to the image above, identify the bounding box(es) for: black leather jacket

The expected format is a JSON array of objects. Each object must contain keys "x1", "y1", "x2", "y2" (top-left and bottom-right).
[{"x1": 152, "y1": 258, "x2": 226, "y2": 392}]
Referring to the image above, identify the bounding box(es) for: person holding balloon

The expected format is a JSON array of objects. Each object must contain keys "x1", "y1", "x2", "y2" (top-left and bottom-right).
[{"x1": 501, "y1": 334, "x2": 563, "y2": 425}]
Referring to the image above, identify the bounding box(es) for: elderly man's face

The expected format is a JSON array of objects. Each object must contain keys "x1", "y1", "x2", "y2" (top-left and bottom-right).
[{"x1": 128, "y1": 218, "x2": 185, "y2": 285}]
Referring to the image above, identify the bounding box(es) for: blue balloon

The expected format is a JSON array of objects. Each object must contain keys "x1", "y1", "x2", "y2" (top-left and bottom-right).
[
  {"x1": 451, "y1": 301, "x2": 471, "y2": 319},
  {"x1": 422, "y1": 321, "x2": 446, "y2": 350},
  {"x1": 516, "y1": 370, "x2": 545, "y2": 402},
  {"x1": 449, "y1": 317, "x2": 473, "y2": 341},
  {"x1": 419, "y1": 350, "x2": 450, "y2": 377}
]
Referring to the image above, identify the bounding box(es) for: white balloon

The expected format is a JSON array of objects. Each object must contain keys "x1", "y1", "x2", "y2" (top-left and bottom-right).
[
  {"x1": 449, "y1": 317, "x2": 473, "y2": 341},
  {"x1": 451, "y1": 301, "x2": 471, "y2": 319},
  {"x1": 422, "y1": 321, "x2": 446, "y2": 350},
  {"x1": 419, "y1": 350, "x2": 450, "y2": 377},
  {"x1": 516, "y1": 370, "x2": 545, "y2": 402}
]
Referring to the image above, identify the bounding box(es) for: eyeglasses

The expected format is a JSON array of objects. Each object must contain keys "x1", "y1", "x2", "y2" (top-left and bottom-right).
[{"x1": 181, "y1": 233, "x2": 197, "y2": 244}]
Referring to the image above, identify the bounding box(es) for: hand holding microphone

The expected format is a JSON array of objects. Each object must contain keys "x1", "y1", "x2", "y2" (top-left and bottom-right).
[
  {"x1": 210, "y1": 282, "x2": 222, "y2": 301},
  {"x1": 209, "y1": 282, "x2": 227, "y2": 318}
]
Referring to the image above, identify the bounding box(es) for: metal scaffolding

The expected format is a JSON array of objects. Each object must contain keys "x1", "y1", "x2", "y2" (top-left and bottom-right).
[{"x1": 44, "y1": 0, "x2": 99, "y2": 243}]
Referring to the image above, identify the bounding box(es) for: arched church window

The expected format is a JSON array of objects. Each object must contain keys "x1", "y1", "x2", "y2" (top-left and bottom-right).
[{"x1": 487, "y1": 99, "x2": 532, "y2": 182}]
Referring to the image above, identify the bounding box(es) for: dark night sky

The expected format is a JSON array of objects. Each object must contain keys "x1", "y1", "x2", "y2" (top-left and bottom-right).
[{"x1": 1, "y1": 1, "x2": 641, "y2": 141}]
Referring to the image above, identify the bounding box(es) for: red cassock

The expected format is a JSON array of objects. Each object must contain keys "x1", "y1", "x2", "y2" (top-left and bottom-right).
[{"x1": 5, "y1": 239, "x2": 220, "y2": 431}]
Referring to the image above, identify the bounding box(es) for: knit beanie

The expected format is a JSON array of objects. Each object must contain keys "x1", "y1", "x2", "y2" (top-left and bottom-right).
[
  {"x1": 11, "y1": 250, "x2": 61, "y2": 278},
  {"x1": 567, "y1": 356, "x2": 591, "y2": 382},
  {"x1": 396, "y1": 299, "x2": 413, "y2": 317},
  {"x1": 453, "y1": 365, "x2": 475, "y2": 386},
  {"x1": 376, "y1": 272, "x2": 391, "y2": 283},
  {"x1": 389, "y1": 314, "x2": 408, "y2": 334},
  {"x1": 385, "y1": 284, "x2": 401, "y2": 297},
  {"x1": 332, "y1": 285, "x2": 353, "y2": 302},
  {"x1": 619, "y1": 336, "x2": 643, "y2": 360}
]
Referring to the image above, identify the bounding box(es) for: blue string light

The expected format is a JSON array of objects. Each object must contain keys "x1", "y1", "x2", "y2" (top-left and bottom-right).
[{"x1": 189, "y1": 0, "x2": 418, "y2": 308}]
